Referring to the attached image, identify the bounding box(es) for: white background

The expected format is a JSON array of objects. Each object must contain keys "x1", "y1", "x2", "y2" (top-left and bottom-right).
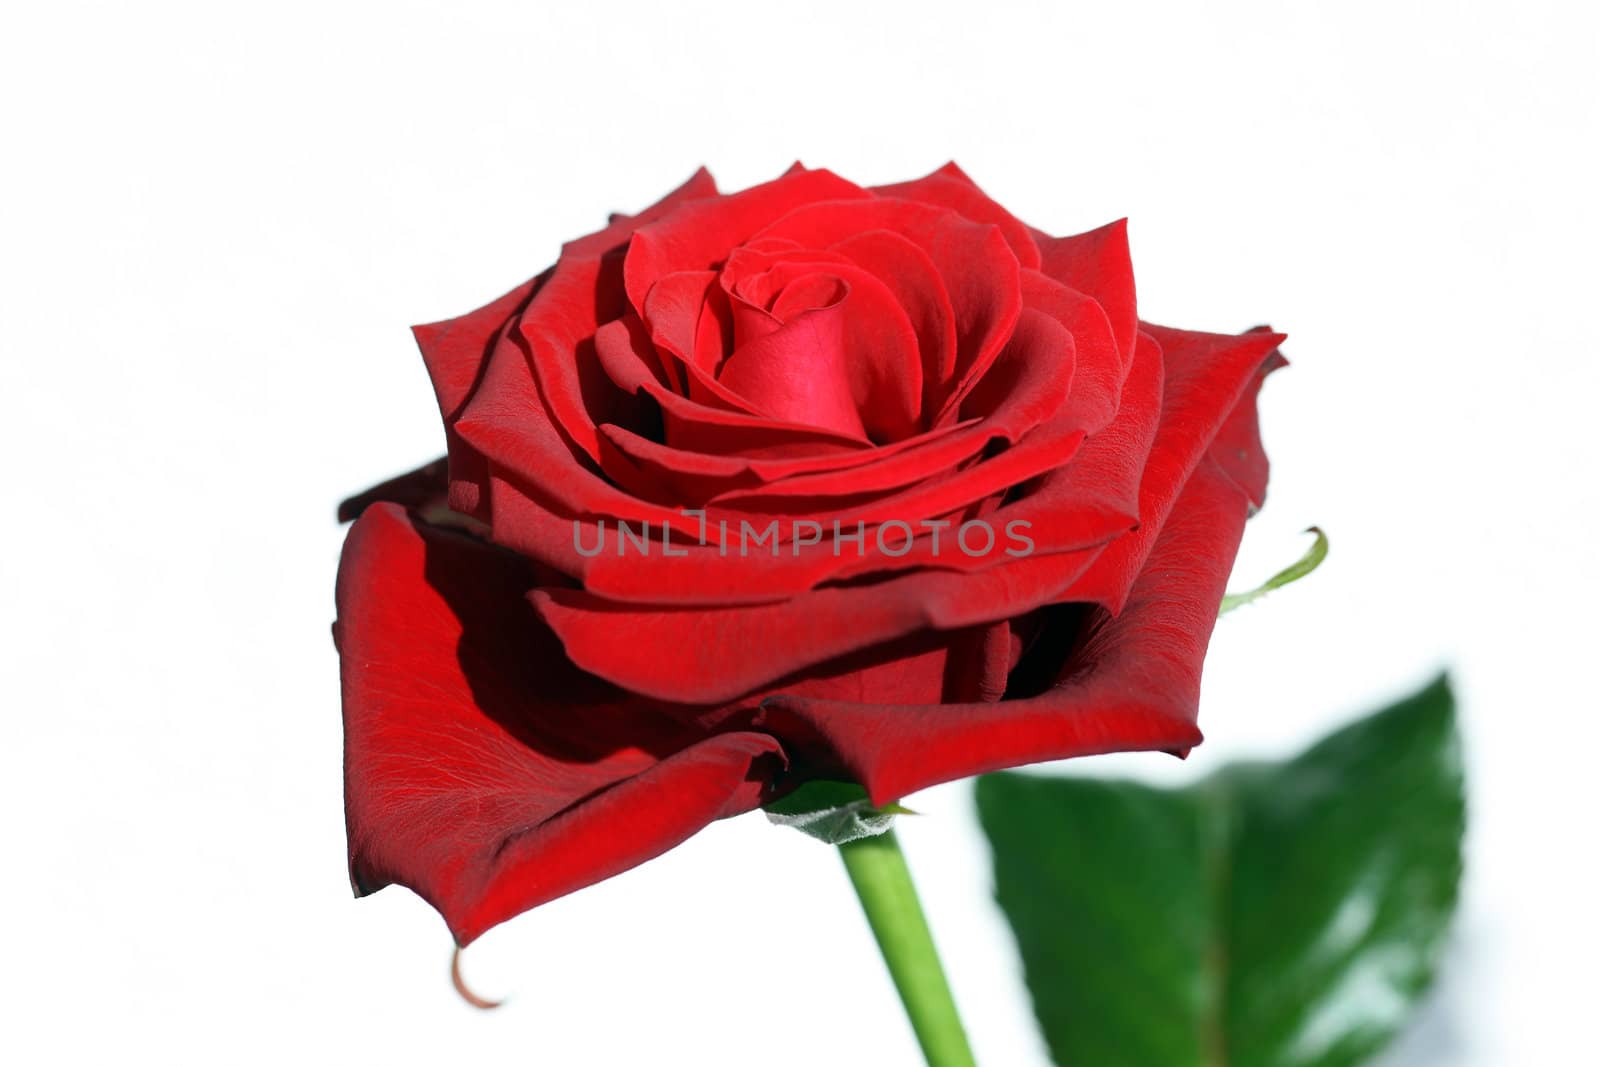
[{"x1": 4, "y1": 1, "x2": 1596, "y2": 1063}]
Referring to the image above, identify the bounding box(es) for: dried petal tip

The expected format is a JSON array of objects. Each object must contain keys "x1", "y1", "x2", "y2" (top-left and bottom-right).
[{"x1": 450, "y1": 946, "x2": 504, "y2": 1011}]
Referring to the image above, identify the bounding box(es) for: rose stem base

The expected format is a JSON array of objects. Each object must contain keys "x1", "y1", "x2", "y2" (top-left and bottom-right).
[{"x1": 837, "y1": 829, "x2": 978, "y2": 1067}]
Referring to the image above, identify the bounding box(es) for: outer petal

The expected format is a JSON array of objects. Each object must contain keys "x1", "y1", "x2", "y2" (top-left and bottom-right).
[
  {"x1": 531, "y1": 545, "x2": 1104, "y2": 704},
  {"x1": 414, "y1": 277, "x2": 543, "y2": 517},
  {"x1": 756, "y1": 453, "x2": 1252, "y2": 805},
  {"x1": 875, "y1": 162, "x2": 1043, "y2": 270},
  {"x1": 1015, "y1": 268, "x2": 1125, "y2": 433},
  {"x1": 336, "y1": 503, "x2": 784, "y2": 945},
  {"x1": 1062, "y1": 325, "x2": 1285, "y2": 611},
  {"x1": 1035, "y1": 219, "x2": 1139, "y2": 368},
  {"x1": 1208, "y1": 327, "x2": 1286, "y2": 508}
]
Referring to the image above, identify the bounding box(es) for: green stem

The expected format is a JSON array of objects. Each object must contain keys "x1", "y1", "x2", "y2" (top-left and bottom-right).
[{"x1": 838, "y1": 830, "x2": 977, "y2": 1067}]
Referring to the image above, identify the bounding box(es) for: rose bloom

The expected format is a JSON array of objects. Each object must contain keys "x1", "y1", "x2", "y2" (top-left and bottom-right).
[{"x1": 334, "y1": 164, "x2": 1284, "y2": 945}]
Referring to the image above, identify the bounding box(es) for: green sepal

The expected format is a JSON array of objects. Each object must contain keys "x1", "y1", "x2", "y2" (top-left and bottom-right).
[
  {"x1": 765, "y1": 779, "x2": 908, "y2": 844},
  {"x1": 1221, "y1": 526, "x2": 1329, "y2": 615}
]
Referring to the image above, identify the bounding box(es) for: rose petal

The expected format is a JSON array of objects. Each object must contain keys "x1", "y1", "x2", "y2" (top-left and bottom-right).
[
  {"x1": 716, "y1": 304, "x2": 870, "y2": 439},
  {"x1": 593, "y1": 315, "x2": 871, "y2": 463},
  {"x1": 524, "y1": 312, "x2": 1102, "y2": 604},
  {"x1": 418, "y1": 169, "x2": 720, "y2": 493},
  {"x1": 755, "y1": 449, "x2": 1253, "y2": 804},
  {"x1": 875, "y1": 162, "x2": 1042, "y2": 270},
  {"x1": 624, "y1": 167, "x2": 871, "y2": 317},
  {"x1": 829, "y1": 228, "x2": 958, "y2": 416},
  {"x1": 1035, "y1": 218, "x2": 1138, "y2": 368},
  {"x1": 968, "y1": 325, "x2": 1164, "y2": 557},
  {"x1": 715, "y1": 261, "x2": 924, "y2": 441},
  {"x1": 638, "y1": 270, "x2": 764, "y2": 414},
  {"x1": 414, "y1": 276, "x2": 544, "y2": 518},
  {"x1": 454, "y1": 336, "x2": 707, "y2": 549},
  {"x1": 532, "y1": 324, "x2": 1284, "y2": 701},
  {"x1": 712, "y1": 306, "x2": 1078, "y2": 518},
  {"x1": 1061, "y1": 325, "x2": 1286, "y2": 611},
  {"x1": 591, "y1": 342, "x2": 987, "y2": 507},
  {"x1": 651, "y1": 381, "x2": 872, "y2": 459},
  {"x1": 753, "y1": 198, "x2": 1022, "y2": 411},
  {"x1": 1207, "y1": 328, "x2": 1286, "y2": 508},
  {"x1": 531, "y1": 544, "x2": 1103, "y2": 704},
  {"x1": 336, "y1": 503, "x2": 784, "y2": 945},
  {"x1": 1012, "y1": 268, "x2": 1126, "y2": 433}
]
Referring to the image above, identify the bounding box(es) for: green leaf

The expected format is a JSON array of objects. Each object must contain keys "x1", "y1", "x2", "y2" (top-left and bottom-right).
[
  {"x1": 976, "y1": 676, "x2": 1464, "y2": 1067},
  {"x1": 764, "y1": 779, "x2": 906, "y2": 844},
  {"x1": 1220, "y1": 527, "x2": 1329, "y2": 615}
]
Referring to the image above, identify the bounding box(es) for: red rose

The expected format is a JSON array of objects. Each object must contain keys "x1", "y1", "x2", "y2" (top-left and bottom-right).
[{"x1": 335, "y1": 164, "x2": 1284, "y2": 945}]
